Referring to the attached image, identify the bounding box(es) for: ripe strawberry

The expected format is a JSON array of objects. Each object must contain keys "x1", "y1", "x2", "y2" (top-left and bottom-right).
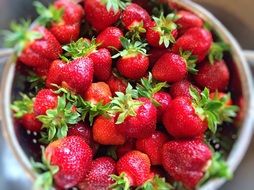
[
  {"x1": 146, "y1": 13, "x2": 178, "y2": 48},
  {"x1": 162, "y1": 139, "x2": 212, "y2": 189},
  {"x1": 4, "y1": 21, "x2": 62, "y2": 68},
  {"x1": 96, "y1": 27, "x2": 124, "y2": 50},
  {"x1": 78, "y1": 157, "x2": 116, "y2": 190},
  {"x1": 34, "y1": 136, "x2": 92, "y2": 189},
  {"x1": 11, "y1": 94, "x2": 42, "y2": 132},
  {"x1": 116, "y1": 139, "x2": 136, "y2": 158},
  {"x1": 84, "y1": 82, "x2": 112, "y2": 105},
  {"x1": 176, "y1": 10, "x2": 203, "y2": 35},
  {"x1": 93, "y1": 116, "x2": 126, "y2": 145},
  {"x1": 194, "y1": 60, "x2": 230, "y2": 92},
  {"x1": 107, "y1": 74, "x2": 128, "y2": 95},
  {"x1": 34, "y1": 0, "x2": 84, "y2": 44},
  {"x1": 46, "y1": 57, "x2": 94, "y2": 95},
  {"x1": 153, "y1": 92, "x2": 172, "y2": 122},
  {"x1": 84, "y1": 0, "x2": 125, "y2": 31},
  {"x1": 148, "y1": 48, "x2": 169, "y2": 68},
  {"x1": 114, "y1": 37, "x2": 149, "y2": 80},
  {"x1": 33, "y1": 89, "x2": 58, "y2": 116},
  {"x1": 111, "y1": 150, "x2": 151, "y2": 188},
  {"x1": 170, "y1": 79, "x2": 200, "y2": 99},
  {"x1": 136, "y1": 131, "x2": 168, "y2": 165},
  {"x1": 172, "y1": 27, "x2": 212, "y2": 62},
  {"x1": 152, "y1": 52, "x2": 187, "y2": 83}
]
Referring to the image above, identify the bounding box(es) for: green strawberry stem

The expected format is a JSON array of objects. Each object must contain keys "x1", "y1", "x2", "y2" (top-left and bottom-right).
[
  {"x1": 34, "y1": 1, "x2": 64, "y2": 27},
  {"x1": 2, "y1": 19, "x2": 43, "y2": 55},
  {"x1": 180, "y1": 49, "x2": 198, "y2": 74},
  {"x1": 190, "y1": 87, "x2": 239, "y2": 134},
  {"x1": 136, "y1": 73, "x2": 168, "y2": 107},
  {"x1": 136, "y1": 175, "x2": 173, "y2": 190},
  {"x1": 101, "y1": 0, "x2": 128, "y2": 13},
  {"x1": 109, "y1": 83, "x2": 142, "y2": 124},
  {"x1": 152, "y1": 13, "x2": 178, "y2": 48},
  {"x1": 126, "y1": 21, "x2": 146, "y2": 41},
  {"x1": 208, "y1": 42, "x2": 230, "y2": 64},
  {"x1": 11, "y1": 93, "x2": 34, "y2": 118},
  {"x1": 110, "y1": 173, "x2": 131, "y2": 190}
]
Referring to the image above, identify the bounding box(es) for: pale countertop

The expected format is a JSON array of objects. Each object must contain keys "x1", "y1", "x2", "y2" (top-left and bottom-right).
[{"x1": 0, "y1": 0, "x2": 253, "y2": 190}]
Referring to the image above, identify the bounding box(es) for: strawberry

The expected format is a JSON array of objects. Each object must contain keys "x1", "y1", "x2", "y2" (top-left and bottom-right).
[
  {"x1": 78, "y1": 157, "x2": 116, "y2": 190},
  {"x1": 11, "y1": 94, "x2": 42, "y2": 132},
  {"x1": 84, "y1": 0, "x2": 125, "y2": 31},
  {"x1": 34, "y1": 0, "x2": 84, "y2": 44},
  {"x1": 163, "y1": 87, "x2": 238, "y2": 138},
  {"x1": 84, "y1": 82, "x2": 112, "y2": 105},
  {"x1": 111, "y1": 150, "x2": 151, "y2": 188},
  {"x1": 148, "y1": 48, "x2": 169, "y2": 68},
  {"x1": 176, "y1": 10, "x2": 203, "y2": 35},
  {"x1": 210, "y1": 92, "x2": 232, "y2": 106},
  {"x1": 107, "y1": 74, "x2": 128, "y2": 95},
  {"x1": 194, "y1": 60, "x2": 230, "y2": 92},
  {"x1": 96, "y1": 27, "x2": 124, "y2": 50},
  {"x1": 162, "y1": 139, "x2": 212, "y2": 189},
  {"x1": 93, "y1": 116, "x2": 126, "y2": 145},
  {"x1": 4, "y1": 21, "x2": 62, "y2": 69},
  {"x1": 116, "y1": 139, "x2": 136, "y2": 158},
  {"x1": 146, "y1": 13, "x2": 178, "y2": 48},
  {"x1": 34, "y1": 136, "x2": 92, "y2": 189},
  {"x1": 114, "y1": 37, "x2": 149, "y2": 80},
  {"x1": 136, "y1": 131, "x2": 168, "y2": 165},
  {"x1": 172, "y1": 27, "x2": 212, "y2": 62},
  {"x1": 170, "y1": 79, "x2": 200, "y2": 99}
]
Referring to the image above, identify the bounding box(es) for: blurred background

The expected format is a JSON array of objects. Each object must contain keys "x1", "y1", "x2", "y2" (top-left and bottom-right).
[{"x1": 0, "y1": 0, "x2": 253, "y2": 189}]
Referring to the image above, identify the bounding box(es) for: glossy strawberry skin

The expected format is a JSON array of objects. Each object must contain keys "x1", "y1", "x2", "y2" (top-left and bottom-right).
[
  {"x1": 89, "y1": 48, "x2": 112, "y2": 81},
  {"x1": 78, "y1": 157, "x2": 116, "y2": 190},
  {"x1": 117, "y1": 98, "x2": 157, "y2": 139},
  {"x1": 152, "y1": 52, "x2": 187, "y2": 83},
  {"x1": 194, "y1": 60, "x2": 230, "y2": 92},
  {"x1": 172, "y1": 27, "x2": 212, "y2": 62},
  {"x1": 45, "y1": 136, "x2": 93, "y2": 189},
  {"x1": 116, "y1": 150, "x2": 151, "y2": 186},
  {"x1": 117, "y1": 53, "x2": 149, "y2": 80},
  {"x1": 107, "y1": 75, "x2": 128, "y2": 95},
  {"x1": 33, "y1": 89, "x2": 58, "y2": 116},
  {"x1": 84, "y1": 0, "x2": 121, "y2": 31},
  {"x1": 84, "y1": 82, "x2": 112, "y2": 105},
  {"x1": 96, "y1": 27, "x2": 124, "y2": 50},
  {"x1": 148, "y1": 48, "x2": 169, "y2": 68},
  {"x1": 136, "y1": 131, "x2": 168, "y2": 165},
  {"x1": 93, "y1": 116, "x2": 126, "y2": 145},
  {"x1": 21, "y1": 113, "x2": 42, "y2": 132},
  {"x1": 122, "y1": 3, "x2": 151, "y2": 30},
  {"x1": 19, "y1": 26, "x2": 62, "y2": 68},
  {"x1": 163, "y1": 97, "x2": 207, "y2": 138},
  {"x1": 152, "y1": 92, "x2": 172, "y2": 122},
  {"x1": 176, "y1": 10, "x2": 203, "y2": 35},
  {"x1": 50, "y1": 0, "x2": 84, "y2": 44},
  {"x1": 162, "y1": 139, "x2": 212, "y2": 189},
  {"x1": 46, "y1": 60, "x2": 65, "y2": 88}
]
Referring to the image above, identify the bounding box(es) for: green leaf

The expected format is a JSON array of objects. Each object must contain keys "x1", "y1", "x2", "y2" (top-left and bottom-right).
[
  {"x1": 180, "y1": 50, "x2": 198, "y2": 74},
  {"x1": 101, "y1": 0, "x2": 128, "y2": 13},
  {"x1": 110, "y1": 173, "x2": 130, "y2": 190},
  {"x1": 208, "y1": 42, "x2": 230, "y2": 64},
  {"x1": 11, "y1": 93, "x2": 34, "y2": 118},
  {"x1": 137, "y1": 175, "x2": 173, "y2": 190}
]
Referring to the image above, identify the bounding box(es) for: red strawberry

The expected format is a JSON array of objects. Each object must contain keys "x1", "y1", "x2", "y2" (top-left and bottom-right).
[
  {"x1": 136, "y1": 131, "x2": 168, "y2": 165},
  {"x1": 34, "y1": 0, "x2": 84, "y2": 44},
  {"x1": 162, "y1": 139, "x2": 212, "y2": 189},
  {"x1": 176, "y1": 10, "x2": 203, "y2": 35},
  {"x1": 153, "y1": 92, "x2": 172, "y2": 122},
  {"x1": 84, "y1": 82, "x2": 112, "y2": 105},
  {"x1": 111, "y1": 150, "x2": 151, "y2": 188},
  {"x1": 116, "y1": 139, "x2": 136, "y2": 158},
  {"x1": 194, "y1": 60, "x2": 230, "y2": 92},
  {"x1": 46, "y1": 57, "x2": 94, "y2": 95},
  {"x1": 172, "y1": 27, "x2": 212, "y2": 62},
  {"x1": 4, "y1": 21, "x2": 62, "y2": 69},
  {"x1": 35, "y1": 136, "x2": 92, "y2": 189},
  {"x1": 84, "y1": 0, "x2": 124, "y2": 31},
  {"x1": 78, "y1": 157, "x2": 116, "y2": 190},
  {"x1": 107, "y1": 74, "x2": 128, "y2": 95},
  {"x1": 146, "y1": 13, "x2": 178, "y2": 48},
  {"x1": 170, "y1": 79, "x2": 201, "y2": 99},
  {"x1": 148, "y1": 48, "x2": 169, "y2": 68},
  {"x1": 152, "y1": 52, "x2": 187, "y2": 83},
  {"x1": 114, "y1": 37, "x2": 149, "y2": 80},
  {"x1": 33, "y1": 89, "x2": 58, "y2": 116},
  {"x1": 21, "y1": 113, "x2": 42, "y2": 132},
  {"x1": 93, "y1": 116, "x2": 126, "y2": 145},
  {"x1": 96, "y1": 27, "x2": 124, "y2": 50}
]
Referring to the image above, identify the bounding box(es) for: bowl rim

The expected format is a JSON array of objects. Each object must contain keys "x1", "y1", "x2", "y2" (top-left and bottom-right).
[{"x1": 0, "y1": 0, "x2": 253, "y2": 189}]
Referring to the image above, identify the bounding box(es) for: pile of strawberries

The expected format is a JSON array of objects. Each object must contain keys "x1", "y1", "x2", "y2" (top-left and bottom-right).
[{"x1": 7, "y1": 0, "x2": 240, "y2": 189}]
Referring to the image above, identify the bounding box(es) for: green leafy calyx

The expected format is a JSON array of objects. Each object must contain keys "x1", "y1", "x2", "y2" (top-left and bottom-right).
[
  {"x1": 137, "y1": 175, "x2": 173, "y2": 190},
  {"x1": 101, "y1": 0, "x2": 128, "y2": 13},
  {"x1": 110, "y1": 173, "x2": 130, "y2": 190},
  {"x1": 180, "y1": 49, "x2": 198, "y2": 74},
  {"x1": 208, "y1": 42, "x2": 230, "y2": 64},
  {"x1": 126, "y1": 21, "x2": 146, "y2": 41},
  {"x1": 11, "y1": 93, "x2": 34, "y2": 118}
]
